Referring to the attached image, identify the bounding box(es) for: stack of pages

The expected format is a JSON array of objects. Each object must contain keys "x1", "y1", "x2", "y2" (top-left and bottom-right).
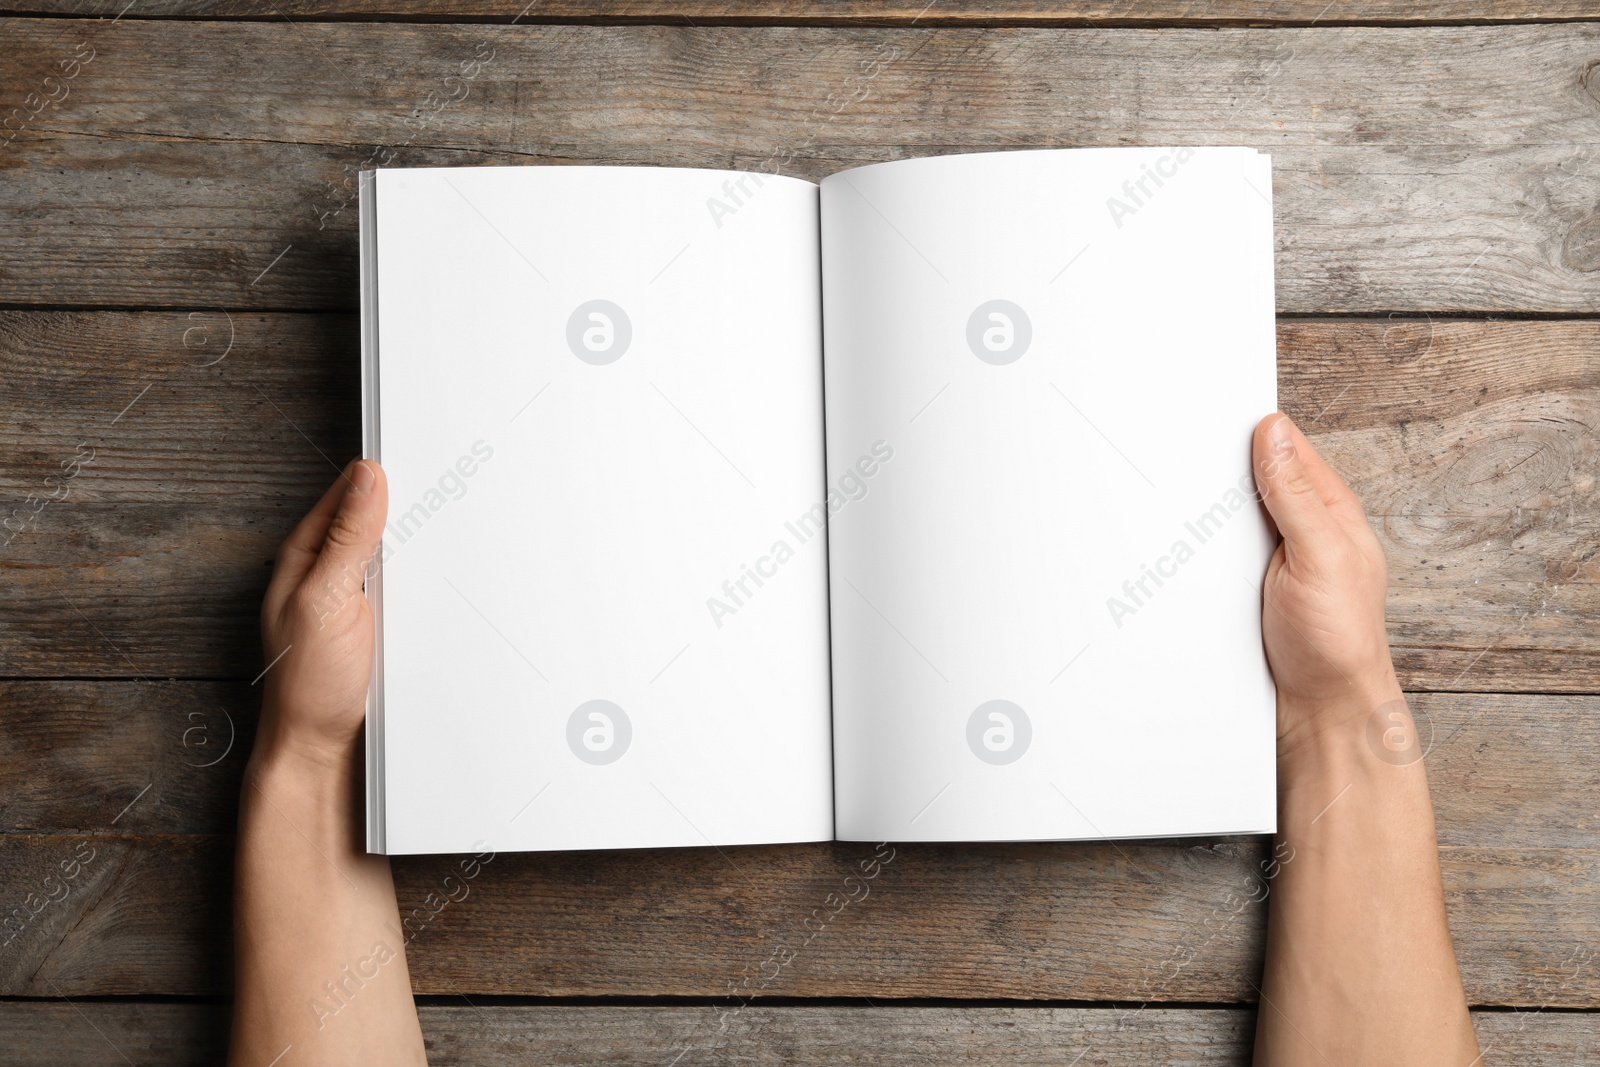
[{"x1": 359, "y1": 146, "x2": 1279, "y2": 855}]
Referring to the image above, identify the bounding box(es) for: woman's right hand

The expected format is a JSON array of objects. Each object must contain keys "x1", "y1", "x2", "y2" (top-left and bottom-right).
[{"x1": 1250, "y1": 413, "x2": 1404, "y2": 760}]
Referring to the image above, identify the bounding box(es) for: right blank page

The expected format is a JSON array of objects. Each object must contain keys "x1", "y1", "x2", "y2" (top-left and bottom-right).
[{"x1": 820, "y1": 147, "x2": 1278, "y2": 843}]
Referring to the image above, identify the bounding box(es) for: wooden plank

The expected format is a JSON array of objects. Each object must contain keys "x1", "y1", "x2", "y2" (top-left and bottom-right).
[
  {"x1": 0, "y1": 311, "x2": 359, "y2": 679},
  {"x1": 0, "y1": 835, "x2": 231, "y2": 996},
  {"x1": 3, "y1": 688, "x2": 1593, "y2": 1002},
  {"x1": 4, "y1": 684, "x2": 1595, "y2": 848},
  {"x1": 0, "y1": 504, "x2": 288, "y2": 679},
  {"x1": 1, "y1": 1002, "x2": 1596, "y2": 1067},
  {"x1": 4, "y1": 20, "x2": 1600, "y2": 312},
  {"x1": 416, "y1": 1004, "x2": 1574, "y2": 1067},
  {"x1": 419, "y1": 1007, "x2": 1600, "y2": 1067},
  {"x1": 1276, "y1": 318, "x2": 1600, "y2": 692},
  {"x1": 11, "y1": 1002, "x2": 1600, "y2": 1066},
  {"x1": 5, "y1": 1, "x2": 1600, "y2": 25},
  {"x1": 0, "y1": 682, "x2": 252, "y2": 835},
  {"x1": 0, "y1": 1002, "x2": 230, "y2": 1067},
  {"x1": 23, "y1": 1003, "x2": 1600, "y2": 1067},
  {"x1": 3, "y1": 833, "x2": 1596, "y2": 1002},
  {"x1": 2, "y1": 313, "x2": 1594, "y2": 687}
]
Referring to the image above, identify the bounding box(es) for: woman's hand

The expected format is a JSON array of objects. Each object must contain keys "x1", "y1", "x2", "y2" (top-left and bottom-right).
[
  {"x1": 256, "y1": 459, "x2": 389, "y2": 768},
  {"x1": 1249, "y1": 417, "x2": 1479, "y2": 1065},
  {"x1": 1251, "y1": 413, "x2": 1403, "y2": 760},
  {"x1": 232, "y1": 459, "x2": 426, "y2": 1067}
]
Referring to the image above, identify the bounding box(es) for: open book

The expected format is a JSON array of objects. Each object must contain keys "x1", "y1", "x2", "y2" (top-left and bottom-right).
[{"x1": 358, "y1": 148, "x2": 1279, "y2": 855}]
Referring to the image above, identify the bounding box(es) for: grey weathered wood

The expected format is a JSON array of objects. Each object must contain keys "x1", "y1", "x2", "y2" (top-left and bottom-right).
[
  {"x1": 4, "y1": 20, "x2": 1600, "y2": 311},
  {"x1": 4, "y1": 688, "x2": 1593, "y2": 1004},
  {"x1": 0, "y1": 504, "x2": 282, "y2": 678},
  {"x1": 3, "y1": 313, "x2": 1594, "y2": 689},
  {"x1": 0, "y1": 682, "x2": 253, "y2": 835},
  {"x1": 1277, "y1": 318, "x2": 1600, "y2": 692},
  {"x1": 1, "y1": 1002, "x2": 233, "y2": 1067},
  {"x1": 8, "y1": 0, "x2": 1600, "y2": 23},
  {"x1": 0, "y1": 309, "x2": 360, "y2": 678},
  {"x1": 0, "y1": 835, "x2": 231, "y2": 996},
  {"x1": 0, "y1": 310, "x2": 359, "y2": 502},
  {"x1": 1, "y1": 1000, "x2": 1597, "y2": 1065},
  {"x1": 3, "y1": 832, "x2": 1597, "y2": 1003}
]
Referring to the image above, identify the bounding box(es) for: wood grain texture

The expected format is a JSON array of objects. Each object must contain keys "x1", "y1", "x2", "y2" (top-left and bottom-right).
[
  {"x1": 2, "y1": 313, "x2": 1593, "y2": 688},
  {"x1": 9, "y1": 0, "x2": 1600, "y2": 23},
  {"x1": 3, "y1": 690, "x2": 1595, "y2": 1002},
  {"x1": 2, "y1": 1002, "x2": 1597, "y2": 1066},
  {"x1": 1277, "y1": 318, "x2": 1600, "y2": 691},
  {"x1": 0, "y1": 682, "x2": 253, "y2": 835},
  {"x1": 3, "y1": 686, "x2": 1593, "y2": 1004},
  {"x1": 0, "y1": 999, "x2": 1592, "y2": 1067},
  {"x1": 0, "y1": 835, "x2": 231, "y2": 996},
  {"x1": 4, "y1": 20, "x2": 1600, "y2": 311},
  {"x1": 6, "y1": 0, "x2": 1600, "y2": 23},
  {"x1": 3, "y1": 834, "x2": 1597, "y2": 1002}
]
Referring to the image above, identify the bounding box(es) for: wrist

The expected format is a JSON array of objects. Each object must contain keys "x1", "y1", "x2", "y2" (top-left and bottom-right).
[
  {"x1": 1276, "y1": 668, "x2": 1406, "y2": 769},
  {"x1": 244, "y1": 705, "x2": 363, "y2": 831},
  {"x1": 241, "y1": 721, "x2": 367, "y2": 859},
  {"x1": 1274, "y1": 674, "x2": 1438, "y2": 834},
  {"x1": 249, "y1": 697, "x2": 364, "y2": 781}
]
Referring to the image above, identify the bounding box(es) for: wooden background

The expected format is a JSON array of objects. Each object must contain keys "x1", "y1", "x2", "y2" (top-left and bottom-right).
[{"x1": 2, "y1": 2, "x2": 1598, "y2": 1063}]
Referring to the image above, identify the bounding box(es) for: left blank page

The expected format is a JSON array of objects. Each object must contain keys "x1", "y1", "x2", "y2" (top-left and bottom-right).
[{"x1": 367, "y1": 165, "x2": 833, "y2": 854}]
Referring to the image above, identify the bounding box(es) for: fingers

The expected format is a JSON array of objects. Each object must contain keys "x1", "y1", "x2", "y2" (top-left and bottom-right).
[
  {"x1": 301, "y1": 460, "x2": 388, "y2": 614},
  {"x1": 264, "y1": 460, "x2": 388, "y2": 624},
  {"x1": 1253, "y1": 414, "x2": 1340, "y2": 560},
  {"x1": 265, "y1": 463, "x2": 357, "y2": 616},
  {"x1": 1276, "y1": 417, "x2": 1369, "y2": 532}
]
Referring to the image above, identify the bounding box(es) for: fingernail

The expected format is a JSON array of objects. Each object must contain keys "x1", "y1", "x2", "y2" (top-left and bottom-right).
[
  {"x1": 1269, "y1": 415, "x2": 1296, "y2": 458},
  {"x1": 350, "y1": 460, "x2": 375, "y2": 495}
]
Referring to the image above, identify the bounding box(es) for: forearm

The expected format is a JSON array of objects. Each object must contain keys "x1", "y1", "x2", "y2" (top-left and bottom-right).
[
  {"x1": 1255, "y1": 685, "x2": 1478, "y2": 1066},
  {"x1": 230, "y1": 722, "x2": 426, "y2": 1066}
]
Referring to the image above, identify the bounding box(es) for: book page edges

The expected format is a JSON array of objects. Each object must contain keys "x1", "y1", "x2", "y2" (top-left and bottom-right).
[{"x1": 359, "y1": 169, "x2": 387, "y2": 855}]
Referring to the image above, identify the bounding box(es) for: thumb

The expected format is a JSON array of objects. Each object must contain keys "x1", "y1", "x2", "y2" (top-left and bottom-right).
[
  {"x1": 304, "y1": 459, "x2": 388, "y2": 608},
  {"x1": 1253, "y1": 414, "x2": 1337, "y2": 560}
]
